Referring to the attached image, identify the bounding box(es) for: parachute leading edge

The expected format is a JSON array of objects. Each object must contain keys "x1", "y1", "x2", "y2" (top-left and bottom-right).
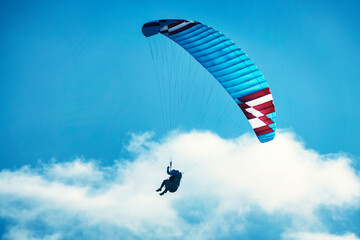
[{"x1": 142, "y1": 19, "x2": 276, "y2": 143}]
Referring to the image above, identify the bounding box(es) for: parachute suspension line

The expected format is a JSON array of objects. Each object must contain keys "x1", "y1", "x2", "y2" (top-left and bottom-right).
[
  {"x1": 174, "y1": 40, "x2": 198, "y2": 134},
  {"x1": 159, "y1": 38, "x2": 176, "y2": 165},
  {"x1": 146, "y1": 25, "x2": 250, "y2": 171},
  {"x1": 167, "y1": 39, "x2": 200, "y2": 168},
  {"x1": 147, "y1": 36, "x2": 201, "y2": 168},
  {"x1": 173, "y1": 44, "x2": 197, "y2": 133},
  {"x1": 182, "y1": 157, "x2": 204, "y2": 173},
  {"x1": 148, "y1": 32, "x2": 238, "y2": 140},
  {"x1": 147, "y1": 38, "x2": 168, "y2": 136},
  {"x1": 182, "y1": 144, "x2": 220, "y2": 174},
  {"x1": 149, "y1": 35, "x2": 202, "y2": 130}
]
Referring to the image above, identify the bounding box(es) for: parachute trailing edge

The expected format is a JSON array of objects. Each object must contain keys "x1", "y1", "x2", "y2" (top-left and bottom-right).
[{"x1": 142, "y1": 19, "x2": 276, "y2": 143}]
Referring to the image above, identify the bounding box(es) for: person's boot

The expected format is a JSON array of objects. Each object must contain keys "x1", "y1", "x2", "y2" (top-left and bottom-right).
[
  {"x1": 156, "y1": 188, "x2": 162, "y2": 192},
  {"x1": 159, "y1": 190, "x2": 167, "y2": 196}
]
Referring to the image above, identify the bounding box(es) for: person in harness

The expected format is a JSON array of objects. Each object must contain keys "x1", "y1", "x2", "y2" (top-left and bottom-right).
[{"x1": 156, "y1": 166, "x2": 182, "y2": 196}]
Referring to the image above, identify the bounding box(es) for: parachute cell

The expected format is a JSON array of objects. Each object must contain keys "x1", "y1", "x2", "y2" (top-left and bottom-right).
[{"x1": 142, "y1": 19, "x2": 276, "y2": 143}]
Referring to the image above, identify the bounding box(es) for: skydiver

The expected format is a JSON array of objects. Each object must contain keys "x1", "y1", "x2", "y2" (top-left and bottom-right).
[{"x1": 156, "y1": 166, "x2": 182, "y2": 196}]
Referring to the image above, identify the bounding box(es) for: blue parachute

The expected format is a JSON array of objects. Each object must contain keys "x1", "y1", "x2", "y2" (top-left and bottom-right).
[{"x1": 142, "y1": 19, "x2": 276, "y2": 143}]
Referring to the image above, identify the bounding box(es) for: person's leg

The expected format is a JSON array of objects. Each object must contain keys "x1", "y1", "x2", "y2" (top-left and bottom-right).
[
  {"x1": 159, "y1": 188, "x2": 168, "y2": 196},
  {"x1": 156, "y1": 180, "x2": 167, "y2": 192}
]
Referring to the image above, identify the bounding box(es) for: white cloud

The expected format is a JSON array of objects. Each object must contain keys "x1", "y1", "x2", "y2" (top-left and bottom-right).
[
  {"x1": 0, "y1": 130, "x2": 359, "y2": 239},
  {"x1": 3, "y1": 226, "x2": 61, "y2": 240},
  {"x1": 283, "y1": 232, "x2": 360, "y2": 240},
  {"x1": 44, "y1": 158, "x2": 102, "y2": 180}
]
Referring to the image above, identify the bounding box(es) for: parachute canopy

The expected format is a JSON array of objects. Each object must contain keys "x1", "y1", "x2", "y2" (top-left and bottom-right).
[{"x1": 142, "y1": 19, "x2": 276, "y2": 143}]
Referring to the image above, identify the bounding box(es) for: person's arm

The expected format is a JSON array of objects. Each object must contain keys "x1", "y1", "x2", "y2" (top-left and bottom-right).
[{"x1": 167, "y1": 166, "x2": 171, "y2": 175}]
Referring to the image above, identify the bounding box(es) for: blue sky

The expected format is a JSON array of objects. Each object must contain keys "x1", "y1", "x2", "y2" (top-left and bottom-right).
[{"x1": 1, "y1": 0, "x2": 360, "y2": 239}]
